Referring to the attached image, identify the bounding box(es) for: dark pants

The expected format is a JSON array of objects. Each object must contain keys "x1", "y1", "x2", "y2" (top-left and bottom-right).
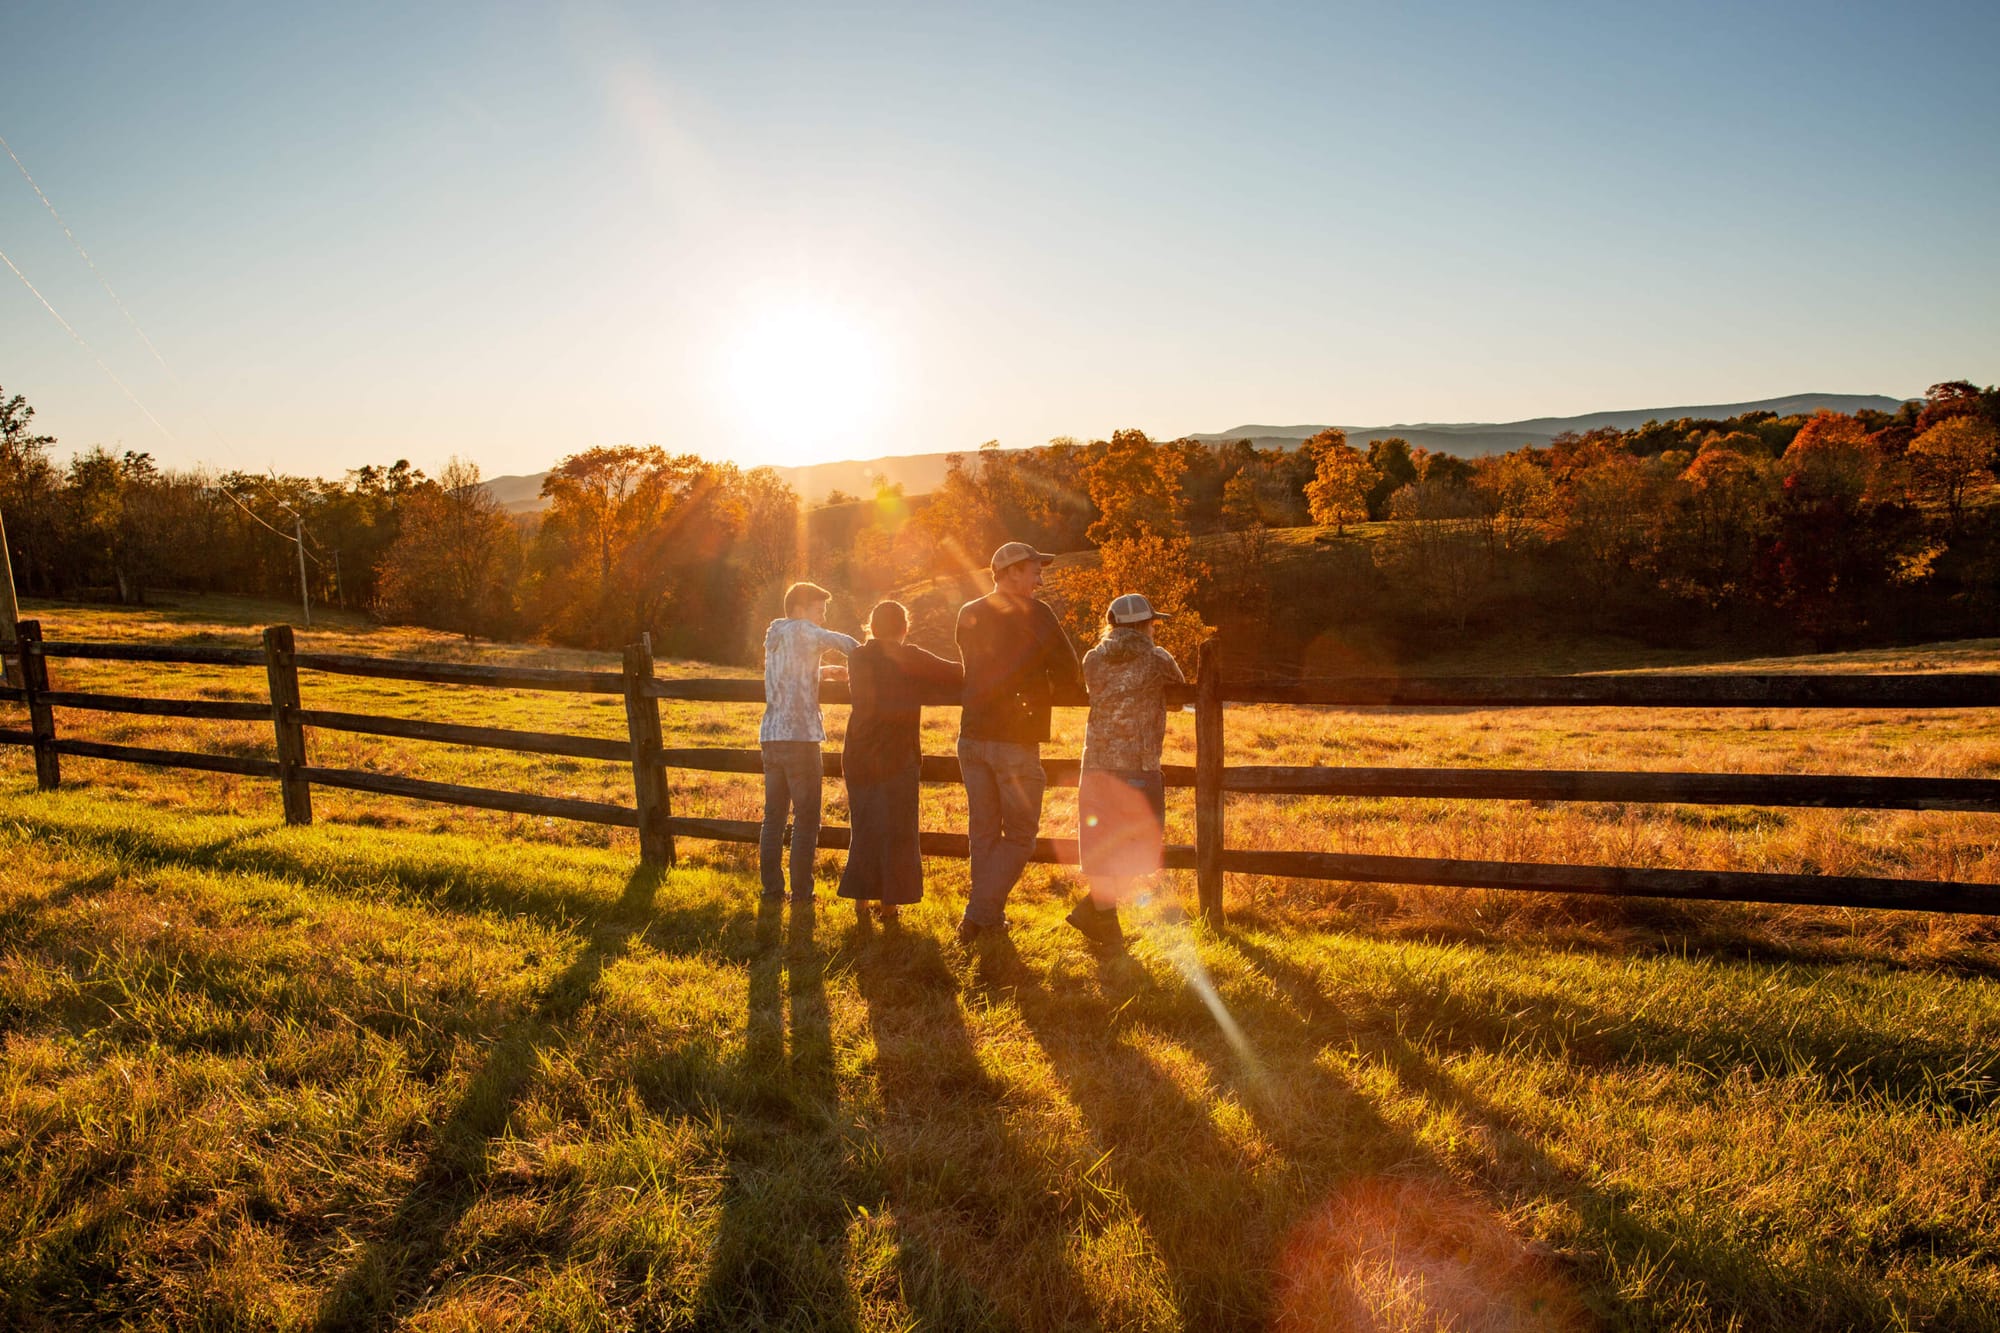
[{"x1": 760, "y1": 740, "x2": 823, "y2": 898}]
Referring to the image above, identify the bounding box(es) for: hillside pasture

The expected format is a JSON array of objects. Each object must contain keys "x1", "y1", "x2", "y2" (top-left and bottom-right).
[{"x1": 3, "y1": 598, "x2": 1999, "y2": 1329}]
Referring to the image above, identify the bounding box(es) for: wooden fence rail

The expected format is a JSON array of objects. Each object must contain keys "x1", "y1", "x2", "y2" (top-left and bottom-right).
[{"x1": 6, "y1": 620, "x2": 2000, "y2": 923}]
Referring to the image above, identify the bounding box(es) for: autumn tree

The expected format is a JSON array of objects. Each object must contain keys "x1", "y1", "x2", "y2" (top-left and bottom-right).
[
  {"x1": 1469, "y1": 451, "x2": 1555, "y2": 554},
  {"x1": 1662, "y1": 443, "x2": 1773, "y2": 608},
  {"x1": 1553, "y1": 446, "x2": 1665, "y2": 596},
  {"x1": 1302, "y1": 429, "x2": 1379, "y2": 533},
  {"x1": 1374, "y1": 478, "x2": 1488, "y2": 631},
  {"x1": 1363, "y1": 437, "x2": 1418, "y2": 517},
  {"x1": 1908, "y1": 416, "x2": 1997, "y2": 531},
  {"x1": 376, "y1": 458, "x2": 519, "y2": 637},
  {"x1": 1085, "y1": 429, "x2": 1183, "y2": 545},
  {"x1": 540, "y1": 446, "x2": 669, "y2": 592},
  {"x1": 1044, "y1": 532, "x2": 1212, "y2": 665},
  {"x1": 0, "y1": 388, "x2": 60, "y2": 599},
  {"x1": 735, "y1": 466, "x2": 804, "y2": 626},
  {"x1": 1916, "y1": 381, "x2": 1988, "y2": 433},
  {"x1": 1767, "y1": 413, "x2": 1923, "y2": 635},
  {"x1": 1043, "y1": 429, "x2": 1215, "y2": 660}
]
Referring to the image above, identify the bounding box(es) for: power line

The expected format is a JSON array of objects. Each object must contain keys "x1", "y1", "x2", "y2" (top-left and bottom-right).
[
  {"x1": 0, "y1": 241, "x2": 177, "y2": 444},
  {"x1": 216, "y1": 483, "x2": 326, "y2": 567},
  {"x1": 1, "y1": 131, "x2": 248, "y2": 459},
  {"x1": 0, "y1": 131, "x2": 173, "y2": 375}
]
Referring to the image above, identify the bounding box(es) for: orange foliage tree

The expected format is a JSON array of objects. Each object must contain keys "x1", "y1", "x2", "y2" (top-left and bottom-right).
[
  {"x1": 1908, "y1": 416, "x2": 1997, "y2": 531},
  {"x1": 1044, "y1": 427, "x2": 1213, "y2": 665},
  {"x1": 1301, "y1": 428, "x2": 1378, "y2": 533}
]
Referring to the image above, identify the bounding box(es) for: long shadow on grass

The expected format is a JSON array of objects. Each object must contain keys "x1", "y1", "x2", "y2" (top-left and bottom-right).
[
  {"x1": 310, "y1": 865, "x2": 672, "y2": 1332},
  {"x1": 1370, "y1": 897, "x2": 2000, "y2": 984},
  {"x1": 969, "y1": 934, "x2": 1323, "y2": 1330},
  {"x1": 0, "y1": 867, "x2": 121, "y2": 928},
  {"x1": 851, "y1": 922, "x2": 1093, "y2": 1329},
  {"x1": 5, "y1": 808, "x2": 629, "y2": 930},
  {"x1": 689, "y1": 895, "x2": 858, "y2": 1329},
  {"x1": 1243, "y1": 924, "x2": 2000, "y2": 1118},
  {"x1": 1219, "y1": 929, "x2": 1965, "y2": 1330}
]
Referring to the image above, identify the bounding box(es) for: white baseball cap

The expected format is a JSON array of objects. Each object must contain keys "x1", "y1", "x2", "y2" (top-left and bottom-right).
[{"x1": 1107, "y1": 593, "x2": 1170, "y2": 625}]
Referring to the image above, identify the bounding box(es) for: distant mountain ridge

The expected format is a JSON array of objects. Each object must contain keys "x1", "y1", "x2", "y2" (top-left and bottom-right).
[
  {"x1": 1185, "y1": 393, "x2": 1909, "y2": 455},
  {"x1": 481, "y1": 392, "x2": 1910, "y2": 513}
]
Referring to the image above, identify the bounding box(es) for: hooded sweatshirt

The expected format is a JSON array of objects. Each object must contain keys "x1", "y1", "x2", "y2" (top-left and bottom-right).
[{"x1": 1080, "y1": 626, "x2": 1186, "y2": 772}]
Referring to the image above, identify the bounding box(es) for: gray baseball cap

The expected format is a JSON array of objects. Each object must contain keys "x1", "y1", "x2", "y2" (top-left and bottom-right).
[
  {"x1": 990, "y1": 541, "x2": 1057, "y2": 572},
  {"x1": 1107, "y1": 593, "x2": 1170, "y2": 625}
]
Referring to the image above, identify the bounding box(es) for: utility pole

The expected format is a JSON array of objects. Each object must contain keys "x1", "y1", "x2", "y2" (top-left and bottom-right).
[
  {"x1": 268, "y1": 496, "x2": 312, "y2": 629},
  {"x1": 0, "y1": 504, "x2": 19, "y2": 688},
  {"x1": 291, "y1": 510, "x2": 312, "y2": 628},
  {"x1": 222, "y1": 485, "x2": 313, "y2": 629}
]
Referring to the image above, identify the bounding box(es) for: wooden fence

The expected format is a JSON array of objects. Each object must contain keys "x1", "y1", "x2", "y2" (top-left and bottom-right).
[{"x1": 6, "y1": 618, "x2": 2000, "y2": 922}]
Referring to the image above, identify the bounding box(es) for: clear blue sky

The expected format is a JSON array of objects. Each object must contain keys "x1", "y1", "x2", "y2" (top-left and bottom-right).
[{"x1": 3, "y1": 1, "x2": 1996, "y2": 478}]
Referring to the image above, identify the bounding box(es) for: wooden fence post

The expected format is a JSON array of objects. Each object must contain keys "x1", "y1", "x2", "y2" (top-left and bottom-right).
[
  {"x1": 263, "y1": 625, "x2": 313, "y2": 825},
  {"x1": 19, "y1": 620, "x2": 58, "y2": 791},
  {"x1": 624, "y1": 641, "x2": 674, "y2": 867},
  {"x1": 1194, "y1": 637, "x2": 1225, "y2": 925}
]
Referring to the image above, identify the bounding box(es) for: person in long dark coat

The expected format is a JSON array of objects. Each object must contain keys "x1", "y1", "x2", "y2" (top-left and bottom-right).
[{"x1": 838, "y1": 600, "x2": 964, "y2": 923}]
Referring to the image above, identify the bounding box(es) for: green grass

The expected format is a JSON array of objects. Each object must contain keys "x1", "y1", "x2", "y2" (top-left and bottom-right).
[{"x1": 4, "y1": 597, "x2": 2000, "y2": 1328}]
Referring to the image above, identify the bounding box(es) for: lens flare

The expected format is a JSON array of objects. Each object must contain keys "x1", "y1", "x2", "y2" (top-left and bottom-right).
[{"x1": 1275, "y1": 1177, "x2": 1588, "y2": 1332}]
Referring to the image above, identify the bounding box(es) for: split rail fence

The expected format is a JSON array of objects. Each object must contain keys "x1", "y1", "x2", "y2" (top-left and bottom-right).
[{"x1": 6, "y1": 618, "x2": 2000, "y2": 922}]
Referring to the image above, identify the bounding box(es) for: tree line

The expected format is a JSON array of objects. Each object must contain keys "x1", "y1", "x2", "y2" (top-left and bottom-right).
[{"x1": 3, "y1": 380, "x2": 1997, "y2": 667}]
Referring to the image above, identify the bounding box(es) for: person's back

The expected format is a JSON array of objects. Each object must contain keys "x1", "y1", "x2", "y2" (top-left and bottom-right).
[
  {"x1": 1081, "y1": 625, "x2": 1183, "y2": 774},
  {"x1": 953, "y1": 542, "x2": 1082, "y2": 943},
  {"x1": 840, "y1": 600, "x2": 962, "y2": 921},
  {"x1": 757, "y1": 582, "x2": 858, "y2": 903},
  {"x1": 956, "y1": 591, "x2": 1079, "y2": 745},
  {"x1": 1069, "y1": 594, "x2": 1184, "y2": 953}
]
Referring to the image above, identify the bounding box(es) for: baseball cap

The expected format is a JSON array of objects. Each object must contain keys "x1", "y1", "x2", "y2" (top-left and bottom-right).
[
  {"x1": 1107, "y1": 593, "x2": 1170, "y2": 625},
  {"x1": 990, "y1": 541, "x2": 1058, "y2": 572}
]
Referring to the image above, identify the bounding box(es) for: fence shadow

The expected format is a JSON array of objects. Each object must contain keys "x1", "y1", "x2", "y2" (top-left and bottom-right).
[
  {"x1": 310, "y1": 865, "x2": 663, "y2": 1332},
  {"x1": 1216, "y1": 928, "x2": 1931, "y2": 1327}
]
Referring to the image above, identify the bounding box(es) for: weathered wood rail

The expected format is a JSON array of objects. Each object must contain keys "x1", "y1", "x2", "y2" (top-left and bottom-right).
[{"x1": 5, "y1": 620, "x2": 2000, "y2": 923}]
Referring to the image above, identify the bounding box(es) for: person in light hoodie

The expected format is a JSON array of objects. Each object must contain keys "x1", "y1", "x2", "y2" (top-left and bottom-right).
[
  {"x1": 760, "y1": 581, "x2": 859, "y2": 902},
  {"x1": 1066, "y1": 592, "x2": 1185, "y2": 952}
]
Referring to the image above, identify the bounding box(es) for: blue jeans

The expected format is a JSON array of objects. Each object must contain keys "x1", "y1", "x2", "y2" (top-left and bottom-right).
[
  {"x1": 760, "y1": 741, "x2": 823, "y2": 898},
  {"x1": 958, "y1": 736, "x2": 1046, "y2": 928}
]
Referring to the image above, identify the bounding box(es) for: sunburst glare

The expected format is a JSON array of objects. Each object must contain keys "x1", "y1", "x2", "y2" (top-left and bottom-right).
[{"x1": 719, "y1": 300, "x2": 887, "y2": 467}]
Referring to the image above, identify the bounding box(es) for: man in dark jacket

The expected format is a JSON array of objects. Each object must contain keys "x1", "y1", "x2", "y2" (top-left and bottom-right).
[{"x1": 955, "y1": 541, "x2": 1085, "y2": 943}]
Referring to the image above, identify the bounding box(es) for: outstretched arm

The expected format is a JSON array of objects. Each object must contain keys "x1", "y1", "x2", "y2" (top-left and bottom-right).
[{"x1": 812, "y1": 625, "x2": 861, "y2": 655}]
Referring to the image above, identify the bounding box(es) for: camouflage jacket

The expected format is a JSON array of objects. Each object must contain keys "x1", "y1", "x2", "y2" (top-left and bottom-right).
[{"x1": 1081, "y1": 628, "x2": 1186, "y2": 772}]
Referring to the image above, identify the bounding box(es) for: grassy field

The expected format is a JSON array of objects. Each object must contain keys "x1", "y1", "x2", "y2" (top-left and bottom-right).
[{"x1": 3, "y1": 596, "x2": 1999, "y2": 1329}]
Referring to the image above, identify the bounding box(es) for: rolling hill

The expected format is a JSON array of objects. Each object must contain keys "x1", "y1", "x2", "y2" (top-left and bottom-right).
[{"x1": 482, "y1": 392, "x2": 1911, "y2": 513}]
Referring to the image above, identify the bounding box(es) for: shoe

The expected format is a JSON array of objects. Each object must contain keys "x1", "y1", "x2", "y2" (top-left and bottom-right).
[
  {"x1": 956, "y1": 919, "x2": 983, "y2": 946},
  {"x1": 1065, "y1": 897, "x2": 1125, "y2": 953}
]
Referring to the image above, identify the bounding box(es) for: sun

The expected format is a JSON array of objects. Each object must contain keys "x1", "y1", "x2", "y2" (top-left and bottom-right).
[{"x1": 720, "y1": 301, "x2": 887, "y2": 467}]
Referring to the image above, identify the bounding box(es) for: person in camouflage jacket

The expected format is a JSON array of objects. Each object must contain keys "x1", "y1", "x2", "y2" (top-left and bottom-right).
[{"x1": 1067, "y1": 593, "x2": 1186, "y2": 951}]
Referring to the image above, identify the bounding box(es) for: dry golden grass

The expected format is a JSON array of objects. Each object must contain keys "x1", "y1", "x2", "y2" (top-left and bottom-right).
[{"x1": 4, "y1": 596, "x2": 2000, "y2": 1329}]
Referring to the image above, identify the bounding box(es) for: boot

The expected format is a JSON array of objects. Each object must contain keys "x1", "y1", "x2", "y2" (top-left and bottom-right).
[{"x1": 1065, "y1": 896, "x2": 1125, "y2": 953}]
